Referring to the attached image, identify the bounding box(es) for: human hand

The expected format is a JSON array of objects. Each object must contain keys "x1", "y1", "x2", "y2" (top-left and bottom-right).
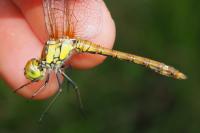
[{"x1": 0, "y1": 0, "x2": 115, "y2": 99}]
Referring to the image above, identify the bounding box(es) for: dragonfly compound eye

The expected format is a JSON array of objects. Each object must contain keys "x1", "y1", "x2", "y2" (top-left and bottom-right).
[{"x1": 24, "y1": 58, "x2": 45, "y2": 81}]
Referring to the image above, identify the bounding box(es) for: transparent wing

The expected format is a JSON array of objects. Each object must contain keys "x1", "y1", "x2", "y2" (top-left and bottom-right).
[
  {"x1": 43, "y1": 0, "x2": 103, "y2": 40},
  {"x1": 43, "y1": 0, "x2": 66, "y2": 39}
]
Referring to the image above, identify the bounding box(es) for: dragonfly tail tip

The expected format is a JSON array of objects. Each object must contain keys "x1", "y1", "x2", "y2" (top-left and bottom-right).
[{"x1": 177, "y1": 72, "x2": 187, "y2": 80}]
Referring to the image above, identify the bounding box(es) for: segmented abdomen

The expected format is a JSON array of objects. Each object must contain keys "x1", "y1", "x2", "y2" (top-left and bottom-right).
[{"x1": 74, "y1": 39, "x2": 186, "y2": 80}]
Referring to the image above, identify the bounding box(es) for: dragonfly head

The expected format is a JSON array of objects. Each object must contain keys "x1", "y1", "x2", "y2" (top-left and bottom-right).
[{"x1": 24, "y1": 58, "x2": 45, "y2": 81}]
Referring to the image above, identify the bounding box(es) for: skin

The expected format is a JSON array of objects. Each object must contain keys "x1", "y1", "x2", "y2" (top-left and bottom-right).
[{"x1": 0, "y1": 0, "x2": 116, "y2": 99}]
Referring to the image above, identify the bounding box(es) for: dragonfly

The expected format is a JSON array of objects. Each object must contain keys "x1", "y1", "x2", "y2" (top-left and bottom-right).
[{"x1": 15, "y1": 0, "x2": 186, "y2": 121}]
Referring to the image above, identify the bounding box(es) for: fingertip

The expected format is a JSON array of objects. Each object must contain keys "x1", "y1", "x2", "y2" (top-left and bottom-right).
[
  {"x1": 69, "y1": 0, "x2": 116, "y2": 69},
  {"x1": 69, "y1": 53, "x2": 106, "y2": 69},
  {"x1": 0, "y1": 0, "x2": 58, "y2": 99}
]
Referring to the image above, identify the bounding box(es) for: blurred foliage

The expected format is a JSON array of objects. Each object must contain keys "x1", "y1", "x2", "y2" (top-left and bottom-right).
[{"x1": 0, "y1": 0, "x2": 200, "y2": 132}]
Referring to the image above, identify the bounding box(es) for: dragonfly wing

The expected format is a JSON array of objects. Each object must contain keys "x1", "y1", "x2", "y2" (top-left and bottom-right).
[
  {"x1": 43, "y1": 0, "x2": 103, "y2": 40},
  {"x1": 43, "y1": 0, "x2": 66, "y2": 39}
]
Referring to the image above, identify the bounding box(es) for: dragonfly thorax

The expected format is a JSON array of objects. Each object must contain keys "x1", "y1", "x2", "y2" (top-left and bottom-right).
[{"x1": 41, "y1": 38, "x2": 75, "y2": 69}]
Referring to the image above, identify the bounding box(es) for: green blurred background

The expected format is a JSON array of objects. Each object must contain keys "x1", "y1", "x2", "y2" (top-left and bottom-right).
[{"x1": 0, "y1": 0, "x2": 199, "y2": 132}]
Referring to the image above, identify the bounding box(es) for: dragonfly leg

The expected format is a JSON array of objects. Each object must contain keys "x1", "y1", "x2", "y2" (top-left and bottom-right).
[
  {"x1": 38, "y1": 73, "x2": 63, "y2": 123},
  {"x1": 61, "y1": 65, "x2": 73, "y2": 92},
  {"x1": 14, "y1": 80, "x2": 37, "y2": 93},
  {"x1": 60, "y1": 70, "x2": 84, "y2": 111},
  {"x1": 31, "y1": 73, "x2": 50, "y2": 99}
]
